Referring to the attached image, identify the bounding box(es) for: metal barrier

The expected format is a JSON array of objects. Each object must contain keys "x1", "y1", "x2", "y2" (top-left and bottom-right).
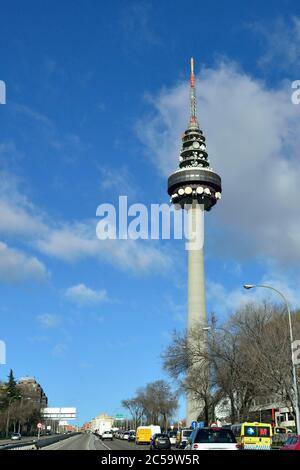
[{"x1": 0, "y1": 433, "x2": 81, "y2": 451}]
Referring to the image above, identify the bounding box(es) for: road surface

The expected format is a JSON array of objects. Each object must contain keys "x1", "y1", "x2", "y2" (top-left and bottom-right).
[{"x1": 44, "y1": 433, "x2": 154, "y2": 451}]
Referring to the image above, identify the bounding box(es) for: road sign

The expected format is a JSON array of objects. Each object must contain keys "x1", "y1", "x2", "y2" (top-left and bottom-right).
[
  {"x1": 197, "y1": 421, "x2": 205, "y2": 428},
  {"x1": 115, "y1": 414, "x2": 126, "y2": 420},
  {"x1": 191, "y1": 420, "x2": 197, "y2": 429},
  {"x1": 211, "y1": 422, "x2": 218, "y2": 427},
  {"x1": 37, "y1": 423, "x2": 42, "y2": 429}
]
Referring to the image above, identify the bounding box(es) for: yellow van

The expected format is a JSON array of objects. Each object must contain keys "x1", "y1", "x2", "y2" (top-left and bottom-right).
[
  {"x1": 136, "y1": 426, "x2": 152, "y2": 445},
  {"x1": 231, "y1": 422, "x2": 272, "y2": 450}
]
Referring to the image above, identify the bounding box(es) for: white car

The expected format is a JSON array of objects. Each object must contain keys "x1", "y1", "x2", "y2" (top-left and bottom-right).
[
  {"x1": 185, "y1": 427, "x2": 239, "y2": 450},
  {"x1": 11, "y1": 433, "x2": 22, "y2": 441},
  {"x1": 101, "y1": 430, "x2": 113, "y2": 441},
  {"x1": 122, "y1": 431, "x2": 130, "y2": 440}
]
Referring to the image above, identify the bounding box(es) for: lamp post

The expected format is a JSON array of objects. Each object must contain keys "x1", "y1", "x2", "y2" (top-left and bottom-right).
[{"x1": 243, "y1": 283, "x2": 300, "y2": 434}]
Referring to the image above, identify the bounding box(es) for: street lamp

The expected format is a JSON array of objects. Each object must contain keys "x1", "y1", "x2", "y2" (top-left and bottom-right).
[{"x1": 243, "y1": 283, "x2": 300, "y2": 434}]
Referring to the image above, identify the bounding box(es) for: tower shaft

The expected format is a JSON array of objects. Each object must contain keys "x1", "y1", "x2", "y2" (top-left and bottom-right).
[
  {"x1": 187, "y1": 203, "x2": 207, "y2": 424},
  {"x1": 187, "y1": 203, "x2": 206, "y2": 332}
]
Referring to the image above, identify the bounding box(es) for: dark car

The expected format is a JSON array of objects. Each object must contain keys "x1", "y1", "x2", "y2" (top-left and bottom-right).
[
  {"x1": 128, "y1": 431, "x2": 136, "y2": 442},
  {"x1": 150, "y1": 433, "x2": 171, "y2": 451}
]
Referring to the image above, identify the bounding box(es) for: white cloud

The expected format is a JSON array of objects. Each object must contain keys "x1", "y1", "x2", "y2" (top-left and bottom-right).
[
  {"x1": 99, "y1": 165, "x2": 137, "y2": 199},
  {"x1": 0, "y1": 168, "x2": 47, "y2": 237},
  {"x1": 138, "y1": 61, "x2": 300, "y2": 264},
  {"x1": 52, "y1": 343, "x2": 67, "y2": 357},
  {"x1": 36, "y1": 220, "x2": 172, "y2": 273},
  {"x1": 0, "y1": 167, "x2": 172, "y2": 275},
  {"x1": 254, "y1": 16, "x2": 300, "y2": 71},
  {"x1": 36, "y1": 314, "x2": 61, "y2": 329},
  {"x1": 207, "y1": 268, "x2": 300, "y2": 317},
  {"x1": 64, "y1": 283, "x2": 108, "y2": 306},
  {"x1": 0, "y1": 241, "x2": 48, "y2": 283}
]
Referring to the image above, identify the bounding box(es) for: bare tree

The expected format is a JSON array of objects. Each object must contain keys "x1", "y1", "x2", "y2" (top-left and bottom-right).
[
  {"x1": 162, "y1": 302, "x2": 300, "y2": 425},
  {"x1": 122, "y1": 380, "x2": 178, "y2": 429},
  {"x1": 121, "y1": 398, "x2": 144, "y2": 429}
]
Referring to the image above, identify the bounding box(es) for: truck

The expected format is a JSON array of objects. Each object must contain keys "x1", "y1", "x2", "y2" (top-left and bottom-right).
[{"x1": 96, "y1": 420, "x2": 112, "y2": 438}]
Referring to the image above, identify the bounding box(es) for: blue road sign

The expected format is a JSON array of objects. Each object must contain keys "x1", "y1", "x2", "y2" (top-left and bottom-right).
[
  {"x1": 197, "y1": 421, "x2": 205, "y2": 428},
  {"x1": 191, "y1": 421, "x2": 198, "y2": 429}
]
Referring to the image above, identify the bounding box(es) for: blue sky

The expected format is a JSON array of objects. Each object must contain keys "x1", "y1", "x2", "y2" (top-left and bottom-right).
[{"x1": 1, "y1": 0, "x2": 300, "y2": 425}]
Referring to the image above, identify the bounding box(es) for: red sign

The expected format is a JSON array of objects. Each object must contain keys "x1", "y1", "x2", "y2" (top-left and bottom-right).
[{"x1": 37, "y1": 423, "x2": 42, "y2": 429}]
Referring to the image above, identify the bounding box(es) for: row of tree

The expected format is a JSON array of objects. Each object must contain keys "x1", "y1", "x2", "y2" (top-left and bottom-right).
[
  {"x1": 162, "y1": 302, "x2": 300, "y2": 426},
  {"x1": 0, "y1": 370, "x2": 42, "y2": 437},
  {"x1": 121, "y1": 380, "x2": 178, "y2": 430}
]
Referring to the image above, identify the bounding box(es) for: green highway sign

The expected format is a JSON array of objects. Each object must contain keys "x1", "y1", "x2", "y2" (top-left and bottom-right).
[{"x1": 115, "y1": 414, "x2": 126, "y2": 420}]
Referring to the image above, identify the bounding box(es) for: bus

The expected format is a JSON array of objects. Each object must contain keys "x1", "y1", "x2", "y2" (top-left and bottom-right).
[{"x1": 231, "y1": 422, "x2": 272, "y2": 450}]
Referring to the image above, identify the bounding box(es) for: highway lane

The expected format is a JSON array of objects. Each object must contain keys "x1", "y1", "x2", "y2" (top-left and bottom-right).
[
  {"x1": 44, "y1": 433, "x2": 151, "y2": 450},
  {"x1": 43, "y1": 433, "x2": 97, "y2": 450},
  {"x1": 96, "y1": 437, "x2": 150, "y2": 451},
  {"x1": 43, "y1": 433, "x2": 176, "y2": 451}
]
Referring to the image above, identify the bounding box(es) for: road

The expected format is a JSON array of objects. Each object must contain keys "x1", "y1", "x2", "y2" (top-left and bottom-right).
[{"x1": 44, "y1": 433, "x2": 153, "y2": 451}]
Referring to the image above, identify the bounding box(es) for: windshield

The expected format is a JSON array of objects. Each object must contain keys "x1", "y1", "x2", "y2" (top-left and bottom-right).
[
  {"x1": 195, "y1": 429, "x2": 236, "y2": 444},
  {"x1": 182, "y1": 430, "x2": 192, "y2": 438}
]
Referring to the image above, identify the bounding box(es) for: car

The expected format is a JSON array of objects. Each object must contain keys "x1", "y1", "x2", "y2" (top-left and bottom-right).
[
  {"x1": 128, "y1": 431, "x2": 136, "y2": 442},
  {"x1": 101, "y1": 430, "x2": 113, "y2": 441},
  {"x1": 167, "y1": 431, "x2": 177, "y2": 446},
  {"x1": 122, "y1": 431, "x2": 130, "y2": 440},
  {"x1": 150, "y1": 433, "x2": 171, "y2": 451},
  {"x1": 11, "y1": 433, "x2": 22, "y2": 441},
  {"x1": 280, "y1": 435, "x2": 300, "y2": 450},
  {"x1": 185, "y1": 427, "x2": 239, "y2": 450}
]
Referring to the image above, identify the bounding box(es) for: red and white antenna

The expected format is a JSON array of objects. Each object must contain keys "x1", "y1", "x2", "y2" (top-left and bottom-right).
[{"x1": 189, "y1": 57, "x2": 199, "y2": 128}]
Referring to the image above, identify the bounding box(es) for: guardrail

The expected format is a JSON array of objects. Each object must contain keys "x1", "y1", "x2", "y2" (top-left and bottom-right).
[{"x1": 0, "y1": 433, "x2": 81, "y2": 451}]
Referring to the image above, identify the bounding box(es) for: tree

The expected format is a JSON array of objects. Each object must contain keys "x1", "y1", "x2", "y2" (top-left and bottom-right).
[
  {"x1": 121, "y1": 398, "x2": 144, "y2": 429},
  {"x1": 6, "y1": 370, "x2": 20, "y2": 401},
  {"x1": 121, "y1": 380, "x2": 178, "y2": 430},
  {"x1": 162, "y1": 302, "x2": 300, "y2": 425},
  {"x1": 136, "y1": 380, "x2": 178, "y2": 429}
]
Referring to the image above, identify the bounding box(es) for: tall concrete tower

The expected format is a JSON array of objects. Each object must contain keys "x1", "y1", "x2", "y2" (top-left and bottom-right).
[{"x1": 167, "y1": 59, "x2": 222, "y2": 424}]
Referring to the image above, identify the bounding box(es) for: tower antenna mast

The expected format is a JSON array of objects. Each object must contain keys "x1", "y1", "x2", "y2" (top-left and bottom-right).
[{"x1": 189, "y1": 57, "x2": 199, "y2": 128}]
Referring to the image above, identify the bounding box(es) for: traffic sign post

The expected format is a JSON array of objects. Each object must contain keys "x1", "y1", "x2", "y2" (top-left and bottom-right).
[
  {"x1": 191, "y1": 420, "x2": 197, "y2": 429},
  {"x1": 37, "y1": 422, "x2": 42, "y2": 439}
]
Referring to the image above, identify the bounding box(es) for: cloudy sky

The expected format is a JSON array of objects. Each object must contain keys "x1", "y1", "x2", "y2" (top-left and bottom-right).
[{"x1": 1, "y1": 0, "x2": 300, "y2": 424}]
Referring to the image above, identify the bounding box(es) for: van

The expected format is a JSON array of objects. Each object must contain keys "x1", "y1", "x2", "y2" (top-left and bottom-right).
[
  {"x1": 136, "y1": 425, "x2": 161, "y2": 445},
  {"x1": 136, "y1": 426, "x2": 152, "y2": 445},
  {"x1": 176, "y1": 428, "x2": 193, "y2": 448},
  {"x1": 231, "y1": 422, "x2": 272, "y2": 450}
]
